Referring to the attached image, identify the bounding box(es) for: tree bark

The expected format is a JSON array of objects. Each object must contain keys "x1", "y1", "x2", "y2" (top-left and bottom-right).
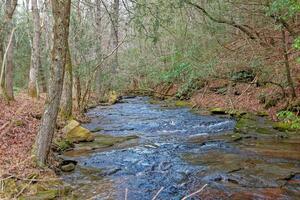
[
  {"x1": 281, "y1": 29, "x2": 296, "y2": 98},
  {"x1": 28, "y1": 0, "x2": 41, "y2": 98},
  {"x1": 5, "y1": 32, "x2": 14, "y2": 101},
  {"x1": 110, "y1": 0, "x2": 119, "y2": 74},
  {"x1": 95, "y1": 0, "x2": 103, "y2": 97},
  {"x1": 60, "y1": 44, "x2": 73, "y2": 119},
  {"x1": 35, "y1": 0, "x2": 71, "y2": 166},
  {"x1": 0, "y1": 0, "x2": 17, "y2": 100}
]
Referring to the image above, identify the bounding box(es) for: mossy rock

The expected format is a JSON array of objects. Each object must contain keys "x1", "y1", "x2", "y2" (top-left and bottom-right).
[
  {"x1": 149, "y1": 99, "x2": 161, "y2": 104},
  {"x1": 61, "y1": 163, "x2": 76, "y2": 172},
  {"x1": 235, "y1": 117, "x2": 257, "y2": 132},
  {"x1": 174, "y1": 100, "x2": 192, "y2": 107},
  {"x1": 273, "y1": 122, "x2": 296, "y2": 132},
  {"x1": 20, "y1": 186, "x2": 72, "y2": 200},
  {"x1": 210, "y1": 108, "x2": 227, "y2": 115},
  {"x1": 66, "y1": 126, "x2": 95, "y2": 143},
  {"x1": 256, "y1": 111, "x2": 269, "y2": 117},
  {"x1": 28, "y1": 190, "x2": 58, "y2": 200},
  {"x1": 62, "y1": 120, "x2": 80, "y2": 133},
  {"x1": 63, "y1": 120, "x2": 95, "y2": 143},
  {"x1": 241, "y1": 113, "x2": 258, "y2": 120},
  {"x1": 108, "y1": 91, "x2": 120, "y2": 105},
  {"x1": 227, "y1": 109, "x2": 247, "y2": 118},
  {"x1": 256, "y1": 127, "x2": 273, "y2": 135}
]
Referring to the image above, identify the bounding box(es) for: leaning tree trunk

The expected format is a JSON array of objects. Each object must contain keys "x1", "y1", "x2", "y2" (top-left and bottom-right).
[
  {"x1": 28, "y1": 0, "x2": 41, "y2": 98},
  {"x1": 35, "y1": 0, "x2": 71, "y2": 166},
  {"x1": 60, "y1": 44, "x2": 73, "y2": 119}
]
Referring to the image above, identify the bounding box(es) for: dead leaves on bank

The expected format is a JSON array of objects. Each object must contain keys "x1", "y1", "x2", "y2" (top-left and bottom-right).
[{"x1": 0, "y1": 93, "x2": 44, "y2": 177}]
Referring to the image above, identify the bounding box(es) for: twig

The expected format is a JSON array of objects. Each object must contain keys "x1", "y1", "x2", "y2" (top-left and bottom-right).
[
  {"x1": 0, "y1": 122, "x2": 9, "y2": 132},
  {"x1": 14, "y1": 175, "x2": 37, "y2": 198},
  {"x1": 181, "y1": 184, "x2": 208, "y2": 200},
  {"x1": 151, "y1": 187, "x2": 164, "y2": 200}
]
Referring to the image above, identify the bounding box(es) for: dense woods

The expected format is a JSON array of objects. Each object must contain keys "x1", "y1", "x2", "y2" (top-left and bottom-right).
[{"x1": 0, "y1": 0, "x2": 300, "y2": 199}]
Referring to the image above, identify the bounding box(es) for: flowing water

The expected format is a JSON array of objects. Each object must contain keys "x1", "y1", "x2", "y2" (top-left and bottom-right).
[{"x1": 62, "y1": 97, "x2": 300, "y2": 199}]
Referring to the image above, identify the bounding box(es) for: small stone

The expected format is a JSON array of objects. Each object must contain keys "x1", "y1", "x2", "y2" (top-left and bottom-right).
[{"x1": 61, "y1": 163, "x2": 76, "y2": 172}]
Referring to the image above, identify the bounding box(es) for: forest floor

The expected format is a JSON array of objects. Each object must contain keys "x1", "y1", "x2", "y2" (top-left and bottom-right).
[
  {"x1": 0, "y1": 92, "x2": 46, "y2": 178},
  {"x1": 156, "y1": 79, "x2": 294, "y2": 120}
]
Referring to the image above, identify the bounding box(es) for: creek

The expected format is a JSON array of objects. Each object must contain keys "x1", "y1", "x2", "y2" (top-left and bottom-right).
[{"x1": 62, "y1": 97, "x2": 300, "y2": 199}]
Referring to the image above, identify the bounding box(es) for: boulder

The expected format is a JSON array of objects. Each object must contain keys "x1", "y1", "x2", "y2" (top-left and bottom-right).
[{"x1": 62, "y1": 120, "x2": 95, "y2": 143}]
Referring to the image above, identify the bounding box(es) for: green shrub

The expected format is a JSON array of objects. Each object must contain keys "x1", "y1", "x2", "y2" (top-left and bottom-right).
[{"x1": 277, "y1": 111, "x2": 300, "y2": 129}]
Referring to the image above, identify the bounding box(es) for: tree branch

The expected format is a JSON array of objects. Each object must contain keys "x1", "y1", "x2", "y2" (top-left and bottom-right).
[{"x1": 184, "y1": 0, "x2": 256, "y2": 40}]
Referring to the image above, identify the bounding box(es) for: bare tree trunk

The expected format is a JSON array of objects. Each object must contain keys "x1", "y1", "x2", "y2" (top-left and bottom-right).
[
  {"x1": 73, "y1": 74, "x2": 81, "y2": 111},
  {"x1": 28, "y1": 0, "x2": 41, "y2": 98},
  {"x1": 281, "y1": 29, "x2": 296, "y2": 98},
  {"x1": 95, "y1": 0, "x2": 102, "y2": 97},
  {"x1": 110, "y1": 0, "x2": 119, "y2": 74},
  {"x1": 38, "y1": 61, "x2": 47, "y2": 93},
  {"x1": 5, "y1": 33, "x2": 14, "y2": 101},
  {"x1": 60, "y1": 44, "x2": 73, "y2": 119},
  {"x1": 0, "y1": 0, "x2": 17, "y2": 100},
  {"x1": 35, "y1": 0, "x2": 71, "y2": 166}
]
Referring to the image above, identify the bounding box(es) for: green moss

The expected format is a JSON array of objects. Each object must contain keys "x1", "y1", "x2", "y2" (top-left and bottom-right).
[
  {"x1": 273, "y1": 122, "x2": 296, "y2": 132},
  {"x1": 149, "y1": 99, "x2": 161, "y2": 104},
  {"x1": 256, "y1": 111, "x2": 269, "y2": 117},
  {"x1": 54, "y1": 139, "x2": 73, "y2": 151},
  {"x1": 209, "y1": 107, "x2": 227, "y2": 115},
  {"x1": 256, "y1": 127, "x2": 273, "y2": 135},
  {"x1": 235, "y1": 117, "x2": 257, "y2": 132},
  {"x1": 14, "y1": 119, "x2": 25, "y2": 126},
  {"x1": 31, "y1": 190, "x2": 58, "y2": 200},
  {"x1": 174, "y1": 100, "x2": 192, "y2": 107},
  {"x1": 227, "y1": 109, "x2": 247, "y2": 118}
]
